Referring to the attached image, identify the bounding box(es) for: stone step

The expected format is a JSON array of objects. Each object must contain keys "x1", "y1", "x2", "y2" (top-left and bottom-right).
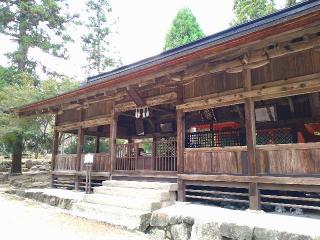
[
  {"x1": 72, "y1": 201, "x2": 151, "y2": 231},
  {"x1": 102, "y1": 180, "x2": 178, "y2": 191},
  {"x1": 83, "y1": 193, "x2": 169, "y2": 211},
  {"x1": 94, "y1": 186, "x2": 175, "y2": 201}
]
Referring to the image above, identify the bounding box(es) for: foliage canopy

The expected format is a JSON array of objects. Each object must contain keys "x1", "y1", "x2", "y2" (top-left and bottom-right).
[
  {"x1": 82, "y1": 0, "x2": 121, "y2": 75},
  {"x1": 231, "y1": 0, "x2": 276, "y2": 26},
  {"x1": 0, "y1": 0, "x2": 78, "y2": 74},
  {"x1": 164, "y1": 8, "x2": 205, "y2": 51}
]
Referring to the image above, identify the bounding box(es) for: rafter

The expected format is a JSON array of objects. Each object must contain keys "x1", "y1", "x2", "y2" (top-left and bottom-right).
[{"x1": 126, "y1": 85, "x2": 145, "y2": 107}]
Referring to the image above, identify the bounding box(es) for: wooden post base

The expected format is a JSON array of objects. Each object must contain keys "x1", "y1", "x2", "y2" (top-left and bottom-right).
[
  {"x1": 74, "y1": 176, "x2": 79, "y2": 191},
  {"x1": 49, "y1": 175, "x2": 54, "y2": 188},
  {"x1": 249, "y1": 182, "x2": 261, "y2": 210},
  {"x1": 177, "y1": 179, "x2": 185, "y2": 202}
]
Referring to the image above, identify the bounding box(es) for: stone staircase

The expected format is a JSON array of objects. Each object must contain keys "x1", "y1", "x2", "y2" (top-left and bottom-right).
[{"x1": 72, "y1": 180, "x2": 178, "y2": 231}]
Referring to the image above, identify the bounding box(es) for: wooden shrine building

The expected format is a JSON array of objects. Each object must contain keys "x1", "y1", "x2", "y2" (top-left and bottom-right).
[{"x1": 15, "y1": 1, "x2": 320, "y2": 211}]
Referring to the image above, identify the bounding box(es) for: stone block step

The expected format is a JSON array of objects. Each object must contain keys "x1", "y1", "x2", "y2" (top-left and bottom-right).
[
  {"x1": 72, "y1": 202, "x2": 151, "y2": 231},
  {"x1": 102, "y1": 180, "x2": 178, "y2": 191},
  {"x1": 94, "y1": 186, "x2": 175, "y2": 201},
  {"x1": 83, "y1": 193, "x2": 167, "y2": 211}
]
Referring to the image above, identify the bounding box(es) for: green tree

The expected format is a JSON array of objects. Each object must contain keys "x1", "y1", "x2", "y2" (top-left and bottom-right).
[
  {"x1": 82, "y1": 0, "x2": 121, "y2": 75},
  {"x1": 164, "y1": 8, "x2": 205, "y2": 51},
  {"x1": 0, "y1": 71, "x2": 79, "y2": 173},
  {"x1": 286, "y1": 0, "x2": 297, "y2": 6},
  {"x1": 0, "y1": 66, "x2": 21, "y2": 89},
  {"x1": 231, "y1": 0, "x2": 276, "y2": 26},
  {"x1": 0, "y1": 0, "x2": 78, "y2": 75},
  {"x1": 285, "y1": 0, "x2": 305, "y2": 7}
]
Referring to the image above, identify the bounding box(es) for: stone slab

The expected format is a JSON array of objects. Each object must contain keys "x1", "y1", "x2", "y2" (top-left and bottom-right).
[
  {"x1": 83, "y1": 193, "x2": 165, "y2": 211},
  {"x1": 102, "y1": 180, "x2": 178, "y2": 191},
  {"x1": 72, "y1": 201, "x2": 151, "y2": 231},
  {"x1": 150, "y1": 203, "x2": 320, "y2": 239},
  {"x1": 94, "y1": 186, "x2": 172, "y2": 201}
]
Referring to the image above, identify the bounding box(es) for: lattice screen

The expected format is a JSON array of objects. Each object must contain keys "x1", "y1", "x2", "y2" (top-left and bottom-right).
[
  {"x1": 185, "y1": 129, "x2": 246, "y2": 148},
  {"x1": 256, "y1": 128, "x2": 295, "y2": 145}
]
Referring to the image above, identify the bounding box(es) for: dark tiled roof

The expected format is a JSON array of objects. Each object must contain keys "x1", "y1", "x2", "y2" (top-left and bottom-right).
[{"x1": 86, "y1": 0, "x2": 320, "y2": 85}]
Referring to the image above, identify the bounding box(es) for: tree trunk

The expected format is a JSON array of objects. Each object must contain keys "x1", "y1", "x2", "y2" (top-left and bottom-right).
[{"x1": 11, "y1": 140, "x2": 23, "y2": 174}]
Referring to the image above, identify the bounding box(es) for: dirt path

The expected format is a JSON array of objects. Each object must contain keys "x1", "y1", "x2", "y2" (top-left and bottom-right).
[{"x1": 0, "y1": 192, "x2": 151, "y2": 240}]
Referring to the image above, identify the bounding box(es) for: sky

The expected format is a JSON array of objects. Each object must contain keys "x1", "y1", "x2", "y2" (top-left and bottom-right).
[{"x1": 0, "y1": 0, "x2": 287, "y2": 82}]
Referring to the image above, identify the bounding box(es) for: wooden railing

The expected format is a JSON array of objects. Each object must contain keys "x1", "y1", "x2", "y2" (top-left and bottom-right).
[
  {"x1": 184, "y1": 146, "x2": 247, "y2": 175},
  {"x1": 115, "y1": 139, "x2": 177, "y2": 172},
  {"x1": 184, "y1": 142, "x2": 320, "y2": 176},
  {"x1": 80, "y1": 153, "x2": 111, "y2": 172},
  {"x1": 154, "y1": 139, "x2": 177, "y2": 171},
  {"x1": 256, "y1": 143, "x2": 320, "y2": 176},
  {"x1": 54, "y1": 153, "x2": 110, "y2": 172},
  {"x1": 54, "y1": 154, "x2": 77, "y2": 171},
  {"x1": 115, "y1": 143, "x2": 138, "y2": 171}
]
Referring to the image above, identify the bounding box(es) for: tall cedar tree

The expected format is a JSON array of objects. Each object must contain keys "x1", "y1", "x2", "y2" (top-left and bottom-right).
[
  {"x1": 164, "y1": 8, "x2": 204, "y2": 51},
  {"x1": 231, "y1": 0, "x2": 276, "y2": 26},
  {"x1": 0, "y1": 0, "x2": 77, "y2": 173},
  {"x1": 0, "y1": 0, "x2": 78, "y2": 75},
  {"x1": 82, "y1": 0, "x2": 119, "y2": 75}
]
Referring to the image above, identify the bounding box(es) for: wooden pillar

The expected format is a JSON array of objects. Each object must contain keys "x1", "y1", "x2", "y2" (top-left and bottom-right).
[
  {"x1": 50, "y1": 115, "x2": 59, "y2": 188},
  {"x1": 243, "y1": 68, "x2": 260, "y2": 210},
  {"x1": 177, "y1": 109, "x2": 185, "y2": 201},
  {"x1": 75, "y1": 127, "x2": 84, "y2": 190},
  {"x1": 95, "y1": 136, "x2": 100, "y2": 153},
  {"x1": 109, "y1": 113, "x2": 118, "y2": 179},
  {"x1": 309, "y1": 93, "x2": 320, "y2": 118},
  {"x1": 152, "y1": 135, "x2": 157, "y2": 171},
  {"x1": 176, "y1": 84, "x2": 185, "y2": 201}
]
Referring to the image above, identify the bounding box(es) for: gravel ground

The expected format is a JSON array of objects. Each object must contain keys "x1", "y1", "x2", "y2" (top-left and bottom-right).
[{"x1": 0, "y1": 192, "x2": 151, "y2": 240}]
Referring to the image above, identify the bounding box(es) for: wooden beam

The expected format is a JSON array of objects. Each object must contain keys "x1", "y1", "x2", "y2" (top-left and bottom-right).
[
  {"x1": 244, "y1": 97, "x2": 256, "y2": 174},
  {"x1": 178, "y1": 174, "x2": 320, "y2": 186},
  {"x1": 109, "y1": 112, "x2": 118, "y2": 178},
  {"x1": 287, "y1": 97, "x2": 295, "y2": 114},
  {"x1": 181, "y1": 34, "x2": 320, "y2": 82},
  {"x1": 176, "y1": 83, "x2": 185, "y2": 201},
  {"x1": 115, "y1": 92, "x2": 177, "y2": 113},
  {"x1": 16, "y1": 19, "x2": 320, "y2": 115},
  {"x1": 177, "y1": 77, "x2": 320, "y2": 112},
  {"x1": 243, "y1": 68, "x2": 260, "y2": 210},
  {"x1": 95, "y1": 136, "x2": 100, "y2": 153},
  {"x1": 309, "y1": 93, "x2": 320, "y2": 118},
  {"x1": 55, "y1": 116, "x2": 111, "y2": 132},
  {"x1": 75, "y1": 126, "x2": 84, "y2": 190},
  {"x1": 50, "y1": 115, "x2": 59, "y2": 188},
  {"x1": 126, "y1": 86, "x2": 145, "y2": 106}
]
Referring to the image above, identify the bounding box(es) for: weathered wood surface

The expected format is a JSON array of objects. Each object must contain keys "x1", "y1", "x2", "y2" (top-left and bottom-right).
[
  {"x1": 178, "y1": 77, "x2": 320, "y2": 112},
  {"x1": 115, "y1": 139, "x2": 177, "y2": 172},
  {"x1": 178, "y1": 174, "x2": 320, "y2": 185},
  {"x1": 54, "y1": 154, "x2": 77, "y2": 171},
  {"x1": 184, "y1": 147, "x2": 247, "y2": 174},
  {"x1": 80, "y1": 153, "x2": 110, "y2": 172},
  {"x1": 154, "y1": 139, "x2": 177, "y2": 172},
  {"x1": 115, "y1": 143, "x2": 137, "y2": 171},
  {"x1": 109, "y1": 113, "x2": 118, "y2": 174},
  {"x1": 114, "y1": 92, "x2": 177, "y2": 112},
  {"x1": 55, "y1": 116, "x2": 111, "y2": 132},
  {"x1": 256, "y1": 143, "x2": 320, "y2": 175}
]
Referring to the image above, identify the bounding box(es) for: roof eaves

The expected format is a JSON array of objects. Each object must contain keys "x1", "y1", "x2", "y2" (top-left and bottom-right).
[{"x1": 86, "y1": 0, "x2": 320, "y2": 85}]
